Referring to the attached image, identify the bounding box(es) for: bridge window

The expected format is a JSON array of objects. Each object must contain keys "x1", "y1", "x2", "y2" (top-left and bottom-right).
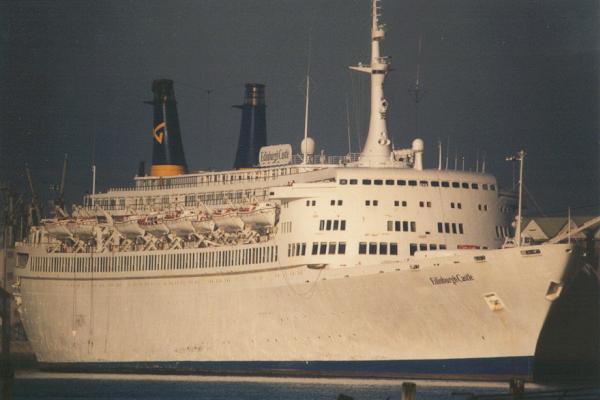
[
  {"x1": 369, "y1": 242, "x2": 377, "y2": 254},
  {"x1": 374, "y1": 179, "x2": 383, "y2": 185},
  {"x1": 385, "y1": 179, "x2": 394, "y2": 185},
  {"x1": 441, "y1": 181, "x2": 449, "y2": 188},
  {"x1": 359, "y1": 242, "x2": 367, "y2": 254},
  {"x1": 362, "y1": 179, "x2": 372, "y2": 185},
  {"x1": 397, "y1": 179, "x2": 406, "y2": 186},
  {"x1": 408, "y1": 180, "x2": 417, "y2": 186},
  {"x1": 431, "y1": 181, "x2": 440, "y2": 187}
]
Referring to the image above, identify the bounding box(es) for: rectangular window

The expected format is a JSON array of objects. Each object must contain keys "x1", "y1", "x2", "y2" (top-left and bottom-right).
[
  {"x1": 427, "y1": 201, "x2": 431, "y2": 207},
  {"x1": 379, "y1": 242, "x2": 388, "y2": 255},
  {"x1": 387, "y1": 221, "x2": 393, "y2": 231},
  {"x1": 419, "y1": 201, "x2": 424, "y2": 207},
  {"x1": 437, "y1": 222, "x2": 443, "y2": 233},
  {"x1": 333, "y1": 220, "x2": 339, "y2": 230},
  {"x1": 410, "y1": 221, "x2": 416, "y2": 232},
  {"x1": 410, "y1": 243, "x2": 417, "y2": 256},
  {"x1": 385, "y1": 179, "x2": 394, "y2": 185},
  {"x1": 319, "y1": 242, "x2": 327, "y2": 255},
  {"x1": 451, "y1": 202, "x2": 455, "y2": 208},
  {"x1": 490, "y1": 184, "x2": 496, "y2": 191},
  {"x1": 403, "y1": 221, "x2": 409, "y2": 232},
  {"x1": 359, "y1": 242, "x2": 367, "y2": 254},
  {"x1": 350, "y1": 179, "x2": 358, "y2": 185},
  {"x1": 337, "y1": 200, "x2": 343, "y2": 206},
  {"x1": 374, "y1": 179, "x2": 383, "y2": 185},
  {"x1": 471, "y1": 183, "x2": 479, "y2": 189},
  {"x1": 340, "y1": 179, "x2": 348, "y2": 185},
  {"x1": 430, "y1": 244, "x2": 438, "y2": 250},
  {"x1": 319, "y1": 220, "x2": 325, "y2": 231},
  {"x1": 482, "y1": 184, "x2": 488, "y2": 190},
  {"x1": 420, "y1": 243, "x2": 427, "y2": 251},
  {"x1": 338, "y1": 242, "x2": 346, "y2": 254},
  {"x1": 390, "y1": 243, "x2": 398, "y2": 255},
  {"x1": 373, "y1": 200, "x2": 378, "y2": 206},
  {"x1": 444, "y1": 223, "x2": 450, "y2": 233},
  {"x1": 457, "y1": 203, "x2": 462, "y2": 209},
  {"x1": 330, "y1": 200, "x2": 335, "y2": 205},
  {"x1": 394, "y1": 200, "x2": 399, "y2": 206},
  {"x1": 408, "y1": 180, "x2": 417, "y2": 186},
  {"x1": 301, "y1": 243, "x2": 306, "y2": 256},
  {"x1": 461, "y1": 182, "x2": 469, "y2": 189},
  {"x1": 362, "y1": 179, "x2": 372, "y2": 185},
  {"x1": 312, "y1": 242, "x2": 319, "y2": 255},
  {"x1": 441, "y1": 181, "x2": 449, "y2": 188},
  {"x1": 365, "y1": 200, "x2": 370, "y2": 206},
  {"x1": 328, "y1": 242, "x2": 336, "y2": 254},
  {"x1": 326, "y1": 220, "x2": 332, "y2": 230},
  {"x1": 397, "y1": 179, "x2": 406, "y2": 186},
  {"x1": 452, "y1": 223, "x2": 457, "y2": 234},
  {"x1": 452, "y1": 182, "x2": 460, "y2": 188},
  {"x1": 395, "y1": 221, "x2": 401, "y2": 231},
  {"x1": 419, "y1": 180, "x2": 428, "y2": 187},
  {"x1": 459, "y1": 223, "x2": 464, "y2": 234},
  {"x1": 369, "y1": 242, "x2": 377, "y2": 255},
  {"x1": 440, "y1": 244, "x2": 447, "y2": 250},
  {"x1": 402, "y1": 201, "x2": 407, "y2": 207},
  {"x1": 340, "y1": 220, "x2": 346, "y2": 230},
  {"x1": 431, "y1": 181, "x2": 440, "y2": 187}
]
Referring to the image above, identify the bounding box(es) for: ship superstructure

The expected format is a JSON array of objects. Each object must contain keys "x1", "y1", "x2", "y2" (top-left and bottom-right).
[{"x1": 13, "y1": 0, "x2": 573, "y2": 379}]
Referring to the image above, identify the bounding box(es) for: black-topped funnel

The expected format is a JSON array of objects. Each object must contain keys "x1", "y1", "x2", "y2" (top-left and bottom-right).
[
  {"x1": 149, "y1": 79, "x2": 188, "y2": 176},
  {"x1": 233, "y1": 83, "x2": 267, "y2": 169}
]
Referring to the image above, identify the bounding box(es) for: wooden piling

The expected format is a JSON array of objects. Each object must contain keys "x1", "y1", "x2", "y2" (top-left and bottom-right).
[
  {"x1": 509, "y1": 377, "x2": 525, "y2": 397},
  {"x1": 401, "y1": 381, "x2": 417, "y2": 400}
]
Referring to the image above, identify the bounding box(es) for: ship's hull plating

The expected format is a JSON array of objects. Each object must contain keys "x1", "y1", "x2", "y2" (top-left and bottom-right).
[{"x1": 16, "y1": 244, "x2": 572, "y2": 379}]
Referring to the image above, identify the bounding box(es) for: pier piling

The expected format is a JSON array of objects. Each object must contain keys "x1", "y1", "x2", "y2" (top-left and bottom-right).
[{"x1": 401, "y1": 382, "x2": 417, "y2": 400}]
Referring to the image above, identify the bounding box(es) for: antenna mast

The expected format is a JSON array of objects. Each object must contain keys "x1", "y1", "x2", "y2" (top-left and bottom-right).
[
  {"x1": 302, "y1": 30, "x2": 312, "y2": 165},
  {"x1": 350, "y1": 0, "x2": 392, "y2": 166}
]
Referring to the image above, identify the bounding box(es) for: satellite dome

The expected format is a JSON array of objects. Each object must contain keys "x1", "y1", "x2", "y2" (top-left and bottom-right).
[
  {"x1": 301, "y1": 137, "x2": 315, "y2": 156},
  {"x1": 412, "y1": 138, "x2": 424, "y2": 152}
]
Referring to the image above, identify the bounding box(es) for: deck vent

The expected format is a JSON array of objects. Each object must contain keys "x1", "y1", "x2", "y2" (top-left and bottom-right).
[
  {"x1": 545, "y1": 281, "x2": 563, "y2": 301},
  {"x1": 483, "y1": 292, "x2": 505, "y2": 311},
  {"x1": 520, "y1": 248, "x2": 541, "y2": 256}
]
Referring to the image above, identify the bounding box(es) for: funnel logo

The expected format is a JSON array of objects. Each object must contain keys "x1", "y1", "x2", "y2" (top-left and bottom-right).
[{"x1": 152, "y1": 122, "x2": 166, "y2": 144}]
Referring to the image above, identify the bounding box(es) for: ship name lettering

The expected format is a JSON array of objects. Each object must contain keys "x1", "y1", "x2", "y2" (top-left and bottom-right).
[{"x1": 429, "y1": 273, "x2": 474, "y2": 286}]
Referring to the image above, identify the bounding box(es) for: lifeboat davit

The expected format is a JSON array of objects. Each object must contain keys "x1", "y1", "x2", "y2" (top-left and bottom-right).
[
  {"x1": 43, "y1": 219, "x2": 73, "y2": 240},
  {"x1": 138, "y1": 215, "x2": 169, "y2": 237},
  {"x1": 114, "y1": 216, "x2": 145, "y2": 239},
  {"x1": 212, "y1": 208, "x2": 244, "y2": 232},
  {"x1": 239, "y1": 201, "x2": 277, "y2": 229},
  {"x1": 191, "y1": 213, "x2": 215, "y2": 234}
]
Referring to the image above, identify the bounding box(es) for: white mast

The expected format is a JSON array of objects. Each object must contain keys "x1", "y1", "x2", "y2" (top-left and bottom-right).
[{"x1": 350, "y1": 0, "x2": 391, "y2": 166}]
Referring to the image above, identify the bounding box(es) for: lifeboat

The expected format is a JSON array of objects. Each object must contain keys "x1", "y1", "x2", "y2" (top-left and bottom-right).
[
  {"x1": 239, "y1": 201, "x2": 277, "y2": 229},
  {"x1": 43, "y1": 219, "x2": 73, "y2": 240},
  {"x1": 191, "y1": 213, "x2": 215, "y2": 234},
  {"x1": 164, "y1": 211, "x2": 197, "y2": 238},
  {"x1": 114, "y1": 216, "x2": 145, "y2": 239},
  {"x1": 138, "y1": 214, "x2": 169, "y2": 237},
  {"x1": 212, "y1": 208, "x2": 244, "y2": 232},
  {"x1": 67, "y1": 218, "x2": 98, "y2": 240}
]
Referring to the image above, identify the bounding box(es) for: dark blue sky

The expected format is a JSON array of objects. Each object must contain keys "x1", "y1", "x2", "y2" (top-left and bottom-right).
[{"x1": 1, "y1": 0, "x2": 598, "y2": 216}]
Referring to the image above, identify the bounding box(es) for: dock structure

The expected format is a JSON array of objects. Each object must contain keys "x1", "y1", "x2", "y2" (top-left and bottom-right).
[{"x1": 1, "y1": 287, "x2": 13, "y2": 400}]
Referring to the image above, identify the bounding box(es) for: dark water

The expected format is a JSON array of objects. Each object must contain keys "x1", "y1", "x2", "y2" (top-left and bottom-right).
[{"x1": 9, "y1": 373, "x2": 600, "y2": 400}]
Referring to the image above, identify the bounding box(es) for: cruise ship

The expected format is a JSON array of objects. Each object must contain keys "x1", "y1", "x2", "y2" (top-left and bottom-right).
[{"x1": 12, "y1": 0, "x2": 575, "y2": 379}]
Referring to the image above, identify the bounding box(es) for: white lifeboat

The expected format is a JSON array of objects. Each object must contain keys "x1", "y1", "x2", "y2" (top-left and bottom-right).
[
  {"x1": 212, "y1": 208, "x2": 244, "y2": 232},
  {"x1": 191, "y1": 213, "x2": 215, "y2": 234},
  {"x1": 67, "y1": 218, "x2": 98, "y2": 240},
  {"x1": 138, "y1": 214, "x2": 169, "y2": 238},
  {"x1": 43, "y1": 219, "x2": 73, "y2": 240},
  {"x1": 164, "y1": 210, "x2": 197, "y2": 238},
  {"x1": 239, "y1": 201, "x2": 277, "y2": 229},
  {"x1": 114, "y1": 216, "x2": 145, "y2": 239}
]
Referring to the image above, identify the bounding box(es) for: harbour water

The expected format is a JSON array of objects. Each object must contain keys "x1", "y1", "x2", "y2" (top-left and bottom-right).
[{"x1": 9, "y1": 372, "x2": 600, "y2": 400}]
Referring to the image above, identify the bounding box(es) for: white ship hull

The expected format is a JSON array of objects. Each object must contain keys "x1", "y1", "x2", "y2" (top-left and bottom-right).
[{"x1": 14, "y1": 243, "x2": 573, "y2": 378}]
